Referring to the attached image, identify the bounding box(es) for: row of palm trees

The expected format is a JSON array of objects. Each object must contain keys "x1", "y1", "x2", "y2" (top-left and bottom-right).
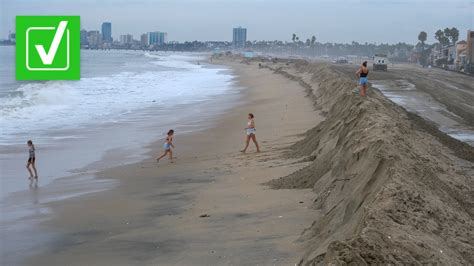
[
  {"x1": 418, "y1": 27, "x2": 460, "y2": 50},
  {"x1": 292, "y1": 33, "x2": 316, "y2": 46},
  {"x1": 417, "y1": 27, "x2": 460, "y2": 65},
  {"x1": 292, "y1": 33, "x2": 317, "y2": 56}
]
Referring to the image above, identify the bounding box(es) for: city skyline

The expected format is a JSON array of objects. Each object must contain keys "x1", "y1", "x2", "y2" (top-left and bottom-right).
[{"x1": 1, "y1": 0, "x2": 472, "y2": 44}]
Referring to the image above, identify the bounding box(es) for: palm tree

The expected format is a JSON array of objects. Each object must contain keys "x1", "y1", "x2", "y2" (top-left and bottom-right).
[
  {"x1": 311, "y1": 35, "x2": 316, "y2": 56},
  {"x1": 435, "y1": 29, "x2": 449, "y2": 46},
  {"x1": 445, "y1": 27, "x2": 459, "y2": 45},
  {"x1": 435, "y1": 30, "x2": 444, "y2": 43},
  {"x1": 417, "y1": 31, "x2": 428, "y2": 66},
  {"x1": 418, "y1": 31, "x2": 427, "y2": 51}
]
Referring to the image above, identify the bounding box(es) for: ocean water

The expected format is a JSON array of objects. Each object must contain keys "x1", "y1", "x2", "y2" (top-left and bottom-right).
[
  {"x1": 0, "y1": 46, "x2": 238, "y2": 198},
  {"x1": 0, "y1": 47, "x2": 232, "y2": 144},
  {"x1": 0, "y1": 46, "x2": 240, "y2": 265}
]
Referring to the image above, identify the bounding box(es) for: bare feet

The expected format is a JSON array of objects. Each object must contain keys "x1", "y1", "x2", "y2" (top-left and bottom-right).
[{"x1": 240, "y1": 150, "x2": 246, "y2": 153}]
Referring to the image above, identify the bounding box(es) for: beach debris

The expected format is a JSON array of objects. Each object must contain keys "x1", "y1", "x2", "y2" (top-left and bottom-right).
[
  {"x1": 299, "y1": 201, "x2": 304, "y2": 204},
  {"x1": 278, "y1": 215, "x2": 283, "y2": 218},
  {"x1": 199, "y1": 214, "x2": 210, "y2": 218}
]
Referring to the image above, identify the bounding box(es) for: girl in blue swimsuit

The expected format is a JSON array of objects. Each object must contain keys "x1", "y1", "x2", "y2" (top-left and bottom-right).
[
  {"x1": 356, "y1": 61, "x2": 369, "y2": 97},
  {"x1": 157, "y1": 129, "x2": 175, "y2": 163}
]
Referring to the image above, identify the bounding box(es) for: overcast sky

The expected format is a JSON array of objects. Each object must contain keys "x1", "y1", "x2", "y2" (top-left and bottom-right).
[{"x1": 1, "y1": 0, "x2": 473, "y2": 44}]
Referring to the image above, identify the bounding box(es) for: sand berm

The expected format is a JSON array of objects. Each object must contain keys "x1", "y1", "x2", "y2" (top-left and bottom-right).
[{"x1": 255, "y1": 59, "x2": 474, "y2": 264}]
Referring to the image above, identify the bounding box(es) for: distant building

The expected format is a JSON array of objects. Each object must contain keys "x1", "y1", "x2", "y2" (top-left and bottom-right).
[
  {"x1": 159, "y1": 32, "x2": 168, "y2": 45},
  {"x1": 120, "y1": 34, "x2": 133, "y2": 44},
  {"x1": 80, "y1": 29, "x2": 88, "y2": 45},
  {"x1": 467, "y1": 30, "x2": 474, "y2": 65},
  {"x1": 101, "y1": 22, "x2": 112, "y2": 43},
  {"x1": 444, "y1": 45, "x2": 456, "y2": 64},
  {"x1": 140, "y1": 33, "x2": 148, "y2": 46},
  {"x1": 8, "y1": 32, "x2": 15, "y2": 43},
  {"x1": 456, "y1": 40, "x2": 467, "y2": 65},
  {"x1": 233, "y1": 27, "x2": 247, "y2": 48},
  {"x1": 147, "y1": 31, "x2": 167, "y2": 45},
  {"x1": 87, "y1": 30, "x2": 102, "y2": 48},
  {"x1": 147, "y1": 32, "x2": 159, "y2": 45}
]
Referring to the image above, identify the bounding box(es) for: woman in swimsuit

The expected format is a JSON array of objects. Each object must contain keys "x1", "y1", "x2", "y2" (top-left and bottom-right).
[
  {"x1": 26, "y1": 140, "x2": 38, "y2": 179},
  {"x1": 356, "y1": 61, "x2": 369, "y2": 97},
  {"x1": 157, "y1": 129, "x2": 175, "y2": 163},
  {"x1": 240, "y1": 113, "x2": 260, "y2": 153}
]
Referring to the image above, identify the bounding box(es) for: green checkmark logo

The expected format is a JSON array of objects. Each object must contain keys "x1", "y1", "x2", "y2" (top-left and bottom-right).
[{"x1": 16, "y1": 16, "x2": 80, "y2": 80}]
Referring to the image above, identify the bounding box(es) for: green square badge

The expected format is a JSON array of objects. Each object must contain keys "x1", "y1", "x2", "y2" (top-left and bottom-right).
[{"x1": 16, "y1": 16, "x2": 80, "y2": 80}]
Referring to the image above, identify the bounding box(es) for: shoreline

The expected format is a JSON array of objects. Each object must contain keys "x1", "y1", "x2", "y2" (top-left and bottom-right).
[
  {"x1": 6, "y1": 54, "x2": 472, "y2": 265},
  {"x1": 18, "y1": 57, "x2": 323, "y2": 265},
  {"x1": 1, "y1": 57, "x2": 239, "y2": 264},
  {"x1": 0, "y1": 52, "x2": 237, "y2": 200}
]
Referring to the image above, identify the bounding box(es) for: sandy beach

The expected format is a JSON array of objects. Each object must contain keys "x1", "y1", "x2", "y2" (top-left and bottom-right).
[
  {"x1": 7, "y1": 55, "x2": 473, "y2": 265},
  {"x1": 22, "y1": 57, "x2": 323, "y2": 265},
  {"x1": 2, "y1": 1, "x2": 472, "y2": 265},
  {"x1": 262, "y1": 59, "x2": 474, "y2": 264}
]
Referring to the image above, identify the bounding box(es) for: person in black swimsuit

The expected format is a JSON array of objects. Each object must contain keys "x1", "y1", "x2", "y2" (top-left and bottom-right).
[
  {"x1": 26, "y1": 140, "x2": 38, "y2": 179},
  {"x1": 356, "y1": 61, "x2": 369, "y2": 97}
]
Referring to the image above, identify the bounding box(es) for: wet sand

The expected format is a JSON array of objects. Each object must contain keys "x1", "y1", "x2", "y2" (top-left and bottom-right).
[{"x1": 22, "y1": 58, "x2": 323, "y2": 265}]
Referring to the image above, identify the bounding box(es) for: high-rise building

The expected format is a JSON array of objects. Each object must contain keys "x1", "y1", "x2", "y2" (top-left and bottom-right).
[
  {"x1": 101, "y1": 22, "x2": 112, "y2": 43},
  {"x1": 147, "y1": 31, "x2": 167, "y2": 45},
  {"x1": 233, "y1": 27, "x2": 247, "y2": 48},
  {"x1": 140, "y1": 33, "x2": 148, "y2": 46},
  {"x1": 120, "y1": 34, "x2": 133, "y2": 44},
  {"x1": 87, "y1": 30, "x2": 102, "y2": 47},
  {"x1": 159, "y1": 32, "x2": 168, "y2": 45},
  {"x1": 80, "y1": 29, "x2": 88, "y2": 45},
  {"x1": 147, "y1": 32, "x2": 159, "y2": 45}
]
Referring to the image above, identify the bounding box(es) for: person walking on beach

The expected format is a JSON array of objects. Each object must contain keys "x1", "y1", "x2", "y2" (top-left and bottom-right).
[
  {"x1": 241, "y1": 113, "x2": 261, "y2": 153},
  {"x1": 157, "y1": 129, "x2": 175, "y2": 163},
  {"x1": 356, "y1": 61, "x2": 369, "y2": 97},
  {"x1": 26, "y1": 140, "x2": 38, "y2": 180}
]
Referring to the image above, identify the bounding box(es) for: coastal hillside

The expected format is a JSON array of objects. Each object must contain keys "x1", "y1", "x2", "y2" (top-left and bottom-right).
[{"x1": 264, "y1": 60, "x2": 474, "y2": 265}]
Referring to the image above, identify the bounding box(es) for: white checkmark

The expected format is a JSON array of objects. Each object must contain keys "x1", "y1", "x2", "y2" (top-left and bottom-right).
[{"x1": 35, "y1": 21, "x2": 68, "y2": 65}]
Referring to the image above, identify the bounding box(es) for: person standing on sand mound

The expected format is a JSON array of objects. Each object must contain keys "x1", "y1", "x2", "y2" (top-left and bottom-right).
[
  {"x1": 241, "y1": 113, "x2": 261, "y2": 153},
  {"x1": 356, "y1": 61, "x2": 369, "y2": 97},
  {"x1": 157, "y1": 129, "x2": 175, "y2": 163}
]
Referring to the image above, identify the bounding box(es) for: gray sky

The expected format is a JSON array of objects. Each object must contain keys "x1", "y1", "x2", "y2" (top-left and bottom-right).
[{"x1": 1, "y1": 0, "x2": 473, "y2": 44}]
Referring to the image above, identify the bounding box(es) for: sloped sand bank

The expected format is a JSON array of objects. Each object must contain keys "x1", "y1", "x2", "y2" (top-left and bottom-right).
[{"x1": 263, "y1": 61, "x2": 474, "y2": 265}]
